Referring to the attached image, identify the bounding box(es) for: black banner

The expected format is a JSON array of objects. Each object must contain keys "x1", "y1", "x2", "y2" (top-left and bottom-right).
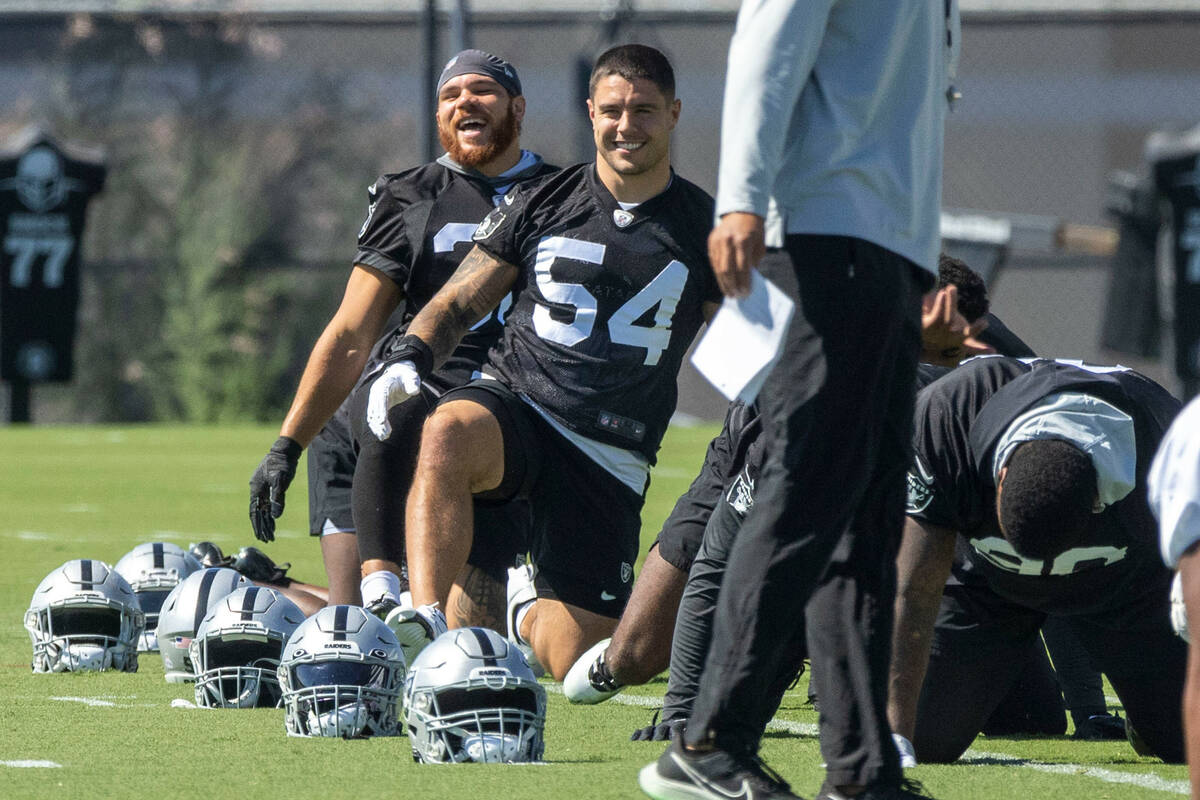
[{"x1": 0, "y1": 130, "x2": 105, "y2": 382}]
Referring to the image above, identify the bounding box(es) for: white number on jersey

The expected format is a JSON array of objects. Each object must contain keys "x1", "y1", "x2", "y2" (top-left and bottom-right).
[
  {"x1": 533, "y1": 236, "x2": 604, "y2": 346},
  {"x1": 5, "y1": 235, "x2": 74, "y2": 288},
  {"x1": 532, "y1": 235, "x2": 687, "y2": 365},
  {"x1": 968, "y1": 535, "x2": 1128, "y2": 577},
  {"x1": 434, "y1": 222, "x2": 512, "y2": 329},
  {"x1": 608, "y1": 259, "x2": 687, "y2": 366}
]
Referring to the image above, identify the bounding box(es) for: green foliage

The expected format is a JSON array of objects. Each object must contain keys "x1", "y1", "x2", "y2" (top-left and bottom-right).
[{"x1": 13, "y1": 17, "x2": 387, "y2": 422}]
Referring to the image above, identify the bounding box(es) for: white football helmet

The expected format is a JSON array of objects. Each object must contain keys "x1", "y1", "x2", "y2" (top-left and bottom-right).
[
  {"x1": 190, "y1": 586, "x2": 304, "y2": 708},
  {"x1": 156, "y1": 567, "x2": 251, "y2": 683},
  {"x1": 25, "y1": 559, "x2": 145, "y2": 673},
  {"x1": 114, "y1": 542, "x2": 201, "y2": 652},
  {"x1": 404, "y1": 627, "x2": 546, "y2": 763},
  {"x1": 279, "y1": 605, "x2": 406, "y2": 738}
]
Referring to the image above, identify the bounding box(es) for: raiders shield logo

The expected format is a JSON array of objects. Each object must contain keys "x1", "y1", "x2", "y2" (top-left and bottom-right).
[
  {"x1": 905, "y1": 454, "x2": 936, "y2": 514},
  {"x1": 620, "y1": 562, "x2": 633, "y2": 584},
  {"x1": 473, "y1": 210, "x2": 505, "y2": 241}
]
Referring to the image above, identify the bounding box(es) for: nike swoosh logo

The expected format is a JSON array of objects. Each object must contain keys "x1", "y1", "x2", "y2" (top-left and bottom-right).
[
  {"x1": 600, "y1": 591, "x2": 616, "y2": 601},
  {"x1": 670, "y1": 752, "x2": 755, "y2": 799}
]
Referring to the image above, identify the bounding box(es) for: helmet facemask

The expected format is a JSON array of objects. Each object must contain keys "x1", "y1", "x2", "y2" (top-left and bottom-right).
[
  {"x1": 192, "y1": 632, "x2": 286, "y2": 708},
  {"x1": 282, "y1": 659, "x2": 404, "y2": 738},
  {"x1": 407, "y1": 671, "x2": 545, "y2": 763},
  {"x1": 25, "y1": 595, "x2": 142, "y2": 673}
]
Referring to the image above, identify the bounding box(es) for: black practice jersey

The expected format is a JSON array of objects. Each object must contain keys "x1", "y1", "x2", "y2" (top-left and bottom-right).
[
  {"x1": 353, "y1": 158, "x2": 557, "y2": 391},
  {"x1": 906, "y1": 356, "x2": 1181, "y2": 614},
  {"x1": 472, "y1": 163, "x2": 720, "y2": 461}
]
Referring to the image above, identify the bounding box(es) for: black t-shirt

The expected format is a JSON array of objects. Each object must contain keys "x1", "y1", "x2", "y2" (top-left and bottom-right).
[
  {"x1": 353, "y1": 158, "x2": 557, "y2": 391},
  {"x1": 906, "y1": 356, "x2": 1181, "y2": 614},
  {"x1": 472, "y1": 163, "x2": 720, "y2": 461}
]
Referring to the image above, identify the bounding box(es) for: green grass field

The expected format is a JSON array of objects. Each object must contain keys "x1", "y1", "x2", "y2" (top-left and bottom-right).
[{"x1": 0, "y1": 424, "x2": 1190, "y2": 799}]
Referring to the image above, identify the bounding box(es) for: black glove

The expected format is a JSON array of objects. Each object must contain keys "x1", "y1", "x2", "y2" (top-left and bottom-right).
[
  {"x1": 249, "y1": 436, "x2": 302, "y2": 542},
  {"x1": 630, "y1": 715, "x2": 685, "y2": 742},
  {"x1": 231, "y1": 546, "x2": 292, "y2": 585}
]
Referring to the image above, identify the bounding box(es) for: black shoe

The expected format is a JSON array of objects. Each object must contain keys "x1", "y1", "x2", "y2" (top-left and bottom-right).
[
  {"x1": 365, "y1": 596, "x2": 400, "y2": 622},
  {"x1": 639, "y1": 737, "x2": 803, "y2": 799},
  {"x1": 231, "y1": 546, "x2": 292, "y2": 585},
  {"x1": 188, "y1": 541, "x2": 231, "y2": 568},
  {"x1": 817, "y1": 779, "x2": 936, "y2": 800},
  {"x1": 1073, "y1": 712, "x2": 1127, "y2": 741}
]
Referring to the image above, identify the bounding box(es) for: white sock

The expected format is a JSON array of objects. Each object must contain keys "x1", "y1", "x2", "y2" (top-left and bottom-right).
[
  {"x1": 513, "y1": 599, "x2": 535, "y2": 645},
  {"x1": 360, "y1": 570, "x2": 401, "y2": 606}
]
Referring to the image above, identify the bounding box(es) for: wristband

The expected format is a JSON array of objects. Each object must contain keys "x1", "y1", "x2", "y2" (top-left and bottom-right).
[{"x1": 386, "y1": 335, "x2": 434, "y2": 381}]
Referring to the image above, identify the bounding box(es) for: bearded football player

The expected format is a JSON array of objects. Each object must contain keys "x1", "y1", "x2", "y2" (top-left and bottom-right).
[{"x1": 248, "y1": 50, "x2": 555, "y2": 625}]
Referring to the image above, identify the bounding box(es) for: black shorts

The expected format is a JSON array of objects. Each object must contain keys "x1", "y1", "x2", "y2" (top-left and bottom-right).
[
  {"x1": 307, "y1": 403, "x2": 357, "y2": 536},
  {"x1": 437, "y1": 379, "x2": 645, "y2": 618}
]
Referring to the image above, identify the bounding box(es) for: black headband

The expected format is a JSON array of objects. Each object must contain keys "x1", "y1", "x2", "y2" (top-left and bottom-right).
[{"x1": 437, "y1": 49, "x2": 522, "y2": 97}]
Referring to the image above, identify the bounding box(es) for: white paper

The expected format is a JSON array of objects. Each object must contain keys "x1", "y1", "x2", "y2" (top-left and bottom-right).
[{"x1": 690, "y1": 270, "x2": 795, "y2": 404}]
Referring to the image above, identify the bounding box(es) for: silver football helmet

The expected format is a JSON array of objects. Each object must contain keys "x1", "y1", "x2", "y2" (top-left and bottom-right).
[
  {"x1": 24, "y1": 559, "x2": 145, "y2": 673},
  {"x1": 404, "y1": 627, "x2": 546, "y2": 763},
  {"x1": 157, "y1": 567, "x2": 251, "y2": 683},
  {"x1": 114, "y1": 542, "x2": 201, "y2": 652},
  {"x1": 279, "y1": 605, "x2": 406, "y2": 738},
  {"x1": 190, "y1": 586, "x2": 304, "y2": 708}
]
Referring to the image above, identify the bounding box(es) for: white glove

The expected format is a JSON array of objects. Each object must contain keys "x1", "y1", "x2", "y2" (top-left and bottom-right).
[
  {"x1": 367, "y1": 360, "x2": 422, "y2": 440},
  {"x1": 1171, "y1": 571, "x2": 1190, "y2": 643},
  {"x1": 893, "y1": 733, "x2": 918, "y2": 769}
]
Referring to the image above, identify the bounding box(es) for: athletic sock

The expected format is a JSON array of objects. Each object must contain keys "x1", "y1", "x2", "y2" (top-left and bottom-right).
[
  {"x1": 360, "y1": 569, "x2": 401, "y2": 606},
  {"x1": 513, "y1": 599, "x2": 535, "y2": 646}
]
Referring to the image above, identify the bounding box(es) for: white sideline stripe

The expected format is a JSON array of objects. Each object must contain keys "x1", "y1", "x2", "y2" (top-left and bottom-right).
[
  {"x1": 1, "y1": 760, "x2": 61, "y2": 768},
  {"x1": 966, "y1": 750, "x2": 1189, "y2": 795},
  {"x1": 14, "y1": 531, "x2": 51, "y2": 540},
  {"x1": 548, "y1": 685, "x2": 1179, "y2": 792},
  {"x1": 51, "y1": 696, "x2": 116, "y2": 707},
  {"x1": 546, "y1": 685, "x2": 821, "y2": 735},
  {"x1": 50, "y1": 696, "x2": 157, "y2": 708}
]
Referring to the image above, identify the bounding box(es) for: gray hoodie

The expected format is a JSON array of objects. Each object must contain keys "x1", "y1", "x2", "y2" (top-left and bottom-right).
[{"x1": 716, "y1": 0, "x2": 960, "y2": 274}]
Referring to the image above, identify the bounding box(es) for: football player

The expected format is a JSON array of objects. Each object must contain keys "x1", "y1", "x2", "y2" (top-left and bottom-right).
[
  {"x1": 1148, "y1": 394, "x2": 1200, "y2": 797},
  {"x1": 364, "y1": 44, "x2": 721, "y2": 678},
  {"x1": 248, "y1": 50, "x2": 555, "y2": 618},
  {"x1": 889, "y1": 356, "x2": 1186, "y2": 764},
  {"x1": 567, "y1": 255, "x2": 998, "y2": 706}
]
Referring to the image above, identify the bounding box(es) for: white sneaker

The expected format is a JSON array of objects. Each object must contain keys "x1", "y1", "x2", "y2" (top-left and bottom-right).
[
  {"x1": 385, "y1": 602, "x2": 447, "y2": 666},
  {"x1": 506, "y1": 564, "x2": 545, "y2": 677},
  {"x1": 563, "y1": 637, "x2": 623, "y2": 704}
]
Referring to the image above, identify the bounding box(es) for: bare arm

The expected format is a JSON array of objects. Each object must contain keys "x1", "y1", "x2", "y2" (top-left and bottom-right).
[
  {"x1": 406, "y1": 244, "x2": 519, "y2": 368},
  {"x1": 707, "y1": 212, "x2": 765, "y2": 298},
  {"x1": 888, "y1": 515, "x2": 958, "y2": 739},
  {"x1": 279, "y1": 265, "x2": 400, "y2": 447},
  {"x1": 1180, "y1": 549, "x2": 1200, "y2": 796}
]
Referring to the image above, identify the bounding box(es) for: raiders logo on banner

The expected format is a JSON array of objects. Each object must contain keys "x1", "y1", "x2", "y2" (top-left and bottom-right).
[{"x1": 0, "y1": 127, "x2": 105, "y2": 383}]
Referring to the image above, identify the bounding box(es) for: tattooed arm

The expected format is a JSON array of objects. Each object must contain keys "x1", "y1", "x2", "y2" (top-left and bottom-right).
[{"x1": 408, "y1": 245, "x2": 520, "y2": 369}]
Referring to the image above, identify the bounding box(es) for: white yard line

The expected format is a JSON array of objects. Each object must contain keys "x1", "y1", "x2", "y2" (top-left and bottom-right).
[
  {"x1": 965, "y1": 750, "x2": 1189, "y2": 795},
  {"x1": 547, "y1": 685, "x2": 1183, "y2": 793},
  {"x1": 0, "y1": 760, "x2": 61, "y2": 768},
  {"x1": 49, "y1": 696, "x2": 158, "y2": 708}
]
